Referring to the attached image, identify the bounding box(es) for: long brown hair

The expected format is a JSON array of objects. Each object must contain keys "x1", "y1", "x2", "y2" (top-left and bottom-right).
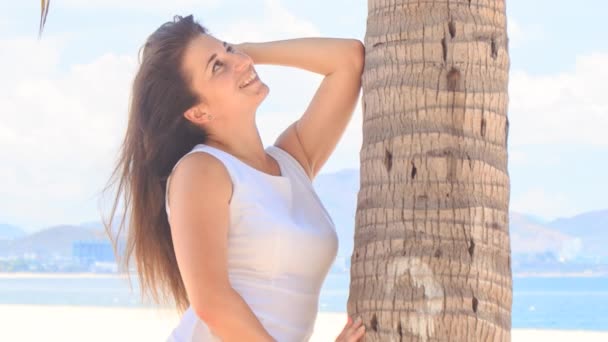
[{"x1": 102, "y1": 15, "x2": 210, "y2": 313}]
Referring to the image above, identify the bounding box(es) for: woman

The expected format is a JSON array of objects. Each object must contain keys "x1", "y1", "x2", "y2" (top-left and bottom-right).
[{"x1": 104, "y1": 14, "x2": 365, "y2": 341}]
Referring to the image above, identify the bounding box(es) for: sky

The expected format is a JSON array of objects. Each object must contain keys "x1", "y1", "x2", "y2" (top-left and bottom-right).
[{"x1": 1, "y1": 0, "x2": 607, "y2": 232}]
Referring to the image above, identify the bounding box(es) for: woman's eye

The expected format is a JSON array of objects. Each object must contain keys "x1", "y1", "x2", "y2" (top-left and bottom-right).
[
  {"x1": 211, "y1": 46, "x2": 233, "y2": 74},
  {"x1": 212, "y1": 60, "x2": 223, "y2": 73}
]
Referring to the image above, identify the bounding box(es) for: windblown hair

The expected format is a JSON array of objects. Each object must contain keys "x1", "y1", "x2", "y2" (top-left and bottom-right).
[{"x1": 102, "y1": 15, "x2": 209, "y2": 313}]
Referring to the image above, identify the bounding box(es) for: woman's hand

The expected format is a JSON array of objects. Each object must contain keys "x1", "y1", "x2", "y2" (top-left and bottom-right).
[{"x1": 335, "y1": 316, "x2": 366, "y2": 342}]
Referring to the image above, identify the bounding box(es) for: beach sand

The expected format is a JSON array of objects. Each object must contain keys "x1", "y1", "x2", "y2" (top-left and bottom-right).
[{"x1": 1, "y1": 304, "x2": 606, "y2": 341}]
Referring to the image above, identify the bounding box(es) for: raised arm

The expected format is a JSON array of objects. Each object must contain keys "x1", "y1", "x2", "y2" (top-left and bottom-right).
[
  {"x1": 167, "y1": 153, "x2": 276, "y2": 342},
  {"x1": 236, "y1": 38, "x2": 364, "y2": 180}
]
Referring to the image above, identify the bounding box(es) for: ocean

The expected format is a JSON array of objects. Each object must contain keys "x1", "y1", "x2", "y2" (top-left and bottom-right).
[{"x1": 1, "y1": 273, "x2": 606, "y2": 331}]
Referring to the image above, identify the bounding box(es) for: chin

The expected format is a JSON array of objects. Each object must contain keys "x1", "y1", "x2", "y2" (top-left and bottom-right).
[{"x1": 256, "y1": 83, "x2": 270, "y2": 100}]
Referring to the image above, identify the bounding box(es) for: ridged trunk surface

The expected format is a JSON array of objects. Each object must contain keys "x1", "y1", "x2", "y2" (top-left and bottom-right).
[{"x1": 348, "y1": 0, "x2": 512, "y2": 341}]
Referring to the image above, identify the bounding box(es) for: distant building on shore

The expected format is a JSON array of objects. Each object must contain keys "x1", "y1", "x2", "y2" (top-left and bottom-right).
[{"x1": 72, "y1": 240, "x2": 115, "y2": 266}]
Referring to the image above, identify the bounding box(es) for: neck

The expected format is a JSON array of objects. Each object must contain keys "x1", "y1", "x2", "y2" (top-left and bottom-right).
[{"x1": 204, "y1": 113, "x2": 271, "y2": 169}]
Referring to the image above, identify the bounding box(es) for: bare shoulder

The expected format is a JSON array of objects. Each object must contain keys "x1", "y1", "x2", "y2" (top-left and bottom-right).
[{"x1": 167, "y1": 151, "x2": 233, "y2": 211}]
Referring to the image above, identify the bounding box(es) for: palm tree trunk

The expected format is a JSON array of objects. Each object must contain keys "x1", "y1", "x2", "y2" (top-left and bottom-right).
[{"x1": 348, "y1": 0, "x2": 511, "y2": 341}]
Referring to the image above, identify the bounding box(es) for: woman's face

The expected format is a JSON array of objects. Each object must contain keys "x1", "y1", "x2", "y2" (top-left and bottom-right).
[{"x1": 181, "y1": 34, "x2": 269, "y2": 125}]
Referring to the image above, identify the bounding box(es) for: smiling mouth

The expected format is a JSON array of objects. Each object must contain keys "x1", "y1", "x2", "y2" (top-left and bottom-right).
[
  {"x1": 239, "y1": 71, "x2": 259, "y2": 88},
  {"x1": 241, "y1": 75, "x2": 259, "y2": 89}
]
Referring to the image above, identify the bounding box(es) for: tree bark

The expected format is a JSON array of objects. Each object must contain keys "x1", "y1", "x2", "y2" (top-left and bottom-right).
[{"x1": 348, "y1": 0, "x2": 511, "y2": 341}]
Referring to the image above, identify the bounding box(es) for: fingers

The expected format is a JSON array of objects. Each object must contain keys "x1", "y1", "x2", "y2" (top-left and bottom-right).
[
  {"x1": 336, "y1": 317, "x2": 352, "y2": 341},
  {"x1": 352, "y1": 317, "x2": 365, "y2": 341},
  {"x1": 336, "y1": 316, "x2": 366, "y2": 342},
  {"x1": 354, "y1": 321, "x2": 366, "y2": 341}
]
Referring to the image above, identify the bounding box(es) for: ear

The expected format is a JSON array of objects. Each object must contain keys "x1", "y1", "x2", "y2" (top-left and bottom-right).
[{"x1": 184, "y1": 105, "x2": 211, "y2": 125}]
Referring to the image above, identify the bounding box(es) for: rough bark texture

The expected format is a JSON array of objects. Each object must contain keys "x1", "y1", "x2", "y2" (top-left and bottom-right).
[{"x1": 347, "y1": 0, "x2": 512, "y2": 341}]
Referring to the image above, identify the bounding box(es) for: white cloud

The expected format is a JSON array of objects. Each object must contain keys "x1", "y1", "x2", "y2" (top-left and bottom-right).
[
  {"x1": 510, "y1": 188, "x2": 582, "y2": 221},
  {"x1": 508, "y1": 148, "x2": 527, "y2": 166},
  {"x1": 0, "y1": 0, "x2": 349, "y2": 231},
  {"x1": 0, "y1": 35, "x2": 137, "y2": 231},
  {"x1": 509, "y1": 52, "x2": 608, "y2": 146},
  {"x1": 507, "y1": 18, "x2": 544, "y2": 48},
  {"x1": 56, "y1": 0, "x2": 220, "y2": 11},
  {"x1": 218, "y1": 0, "x2": 320, "y2": 43},
  {"x1": 0, "y1": 37, "x2": 66, "y2": 86}
]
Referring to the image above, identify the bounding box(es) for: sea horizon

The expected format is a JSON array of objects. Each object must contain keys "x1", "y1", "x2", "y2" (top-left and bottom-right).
[{"x1": 1, "y1": 271, "x2": 606, "y2": 332}]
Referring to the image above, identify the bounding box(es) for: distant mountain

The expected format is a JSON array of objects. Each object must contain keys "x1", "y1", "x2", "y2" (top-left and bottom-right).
[
  {"x1": 509, "y1": 212, "x2": 582, "y2": 263},
  {"x1": 1, "y1": 225, "x2": 107, "y2": 258},
  {"x1": 8, "y1": 168, "x2": 605, "y2": 272},
  {"x1": 547, "y1": 210, "x2": 608, "y2": 258},
  {"x1": 0, "y1": 239, "x2": 9, "y2": 252},
  {"x1": 79, "y1": 220, "x2": 105, "y2": 230},
  {"x1": 549, "y1": 209, "x2": 608, "y2": 236},
  {"x1": 509, "y1": 212, "x2": 574, "y2": 255},
  {"x1": 79, "y1": 215, "x2": 130, "y2": 243},
  {"x1": 0, "y1": 224, "x2": 26, "y2": 240},
  {"x1": 312, "y1": 169, "x2": 606, "y2": 265}
]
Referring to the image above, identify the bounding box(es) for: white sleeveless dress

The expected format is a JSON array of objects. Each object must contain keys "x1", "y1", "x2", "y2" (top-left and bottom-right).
[{"x1": 164, "y1": 143, "x2": 339, "y2": 342}]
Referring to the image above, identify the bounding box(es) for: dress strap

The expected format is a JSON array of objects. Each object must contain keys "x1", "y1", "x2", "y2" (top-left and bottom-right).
[{"x1": 266, "y1": 145, "x2": 312, "y2": 183}]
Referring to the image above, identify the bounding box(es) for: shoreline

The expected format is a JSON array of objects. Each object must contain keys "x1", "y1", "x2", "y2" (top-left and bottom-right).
[
  {"x1": 1, "y1": 304, "x2": 607, "y2": 341},
  {"x1": 1, "y1": 271, "x2": 607, "y2": 279},
  {"x1": 513, "y1": 271, "x2": 608, "y2": 278},
  {"x1": 0, "y1": 272, "x2": 132, "y2": 279},
  {"x1": 2, "y1": 302, "x2": 608, "y2": 333}
]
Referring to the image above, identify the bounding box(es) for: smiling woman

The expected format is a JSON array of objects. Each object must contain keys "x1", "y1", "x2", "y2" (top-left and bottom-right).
[{"x1": 100, "y1": 14, "x2": 364, "y2": 342}]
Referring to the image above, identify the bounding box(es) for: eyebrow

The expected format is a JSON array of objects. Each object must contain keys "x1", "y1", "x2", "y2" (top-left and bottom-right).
[{"x1": 205, "y1": 41, "x2": 228, "y2": 73}]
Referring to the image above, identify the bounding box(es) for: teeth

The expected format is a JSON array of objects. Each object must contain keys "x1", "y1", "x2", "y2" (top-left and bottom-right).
[{"x1": 240, "y1": 71, "x2": 257, "y2": 88}]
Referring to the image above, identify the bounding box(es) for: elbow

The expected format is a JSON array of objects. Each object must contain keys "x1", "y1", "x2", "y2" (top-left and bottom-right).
[
  {"x1": 192, "y1": 288, "x2": 240, "y2": 333},
  {"x1": 193, "y1": 298, "x2": 225, "y2": 327},
  {"x1": 192, "y1": 295, "x2": 226, "y2": 328},
  {"x1": 194, "y1": 306, "x2": 238, "y2": 340},
  {"x1": 193, "y1": 304, "x2": 214, "y2": 326},
  {"x1": 194, "y1": 304, "x2": 227, "y2": 333},
  {"x1": 190, "y1": 284, "x2": 233, "y2": 322},
  {"x1": 348, "y1": 39, "x2": 365, "y2": 74}
]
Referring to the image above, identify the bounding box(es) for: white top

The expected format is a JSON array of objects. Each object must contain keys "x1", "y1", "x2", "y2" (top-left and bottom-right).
[{"x1": 165, "y1": 143, "x2": 338, "y2": 342}]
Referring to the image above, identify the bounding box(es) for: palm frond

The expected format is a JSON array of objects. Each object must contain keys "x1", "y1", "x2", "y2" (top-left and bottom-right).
[{"x1": 38, "y1": 0, "x2": 51, "y2": 39}]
